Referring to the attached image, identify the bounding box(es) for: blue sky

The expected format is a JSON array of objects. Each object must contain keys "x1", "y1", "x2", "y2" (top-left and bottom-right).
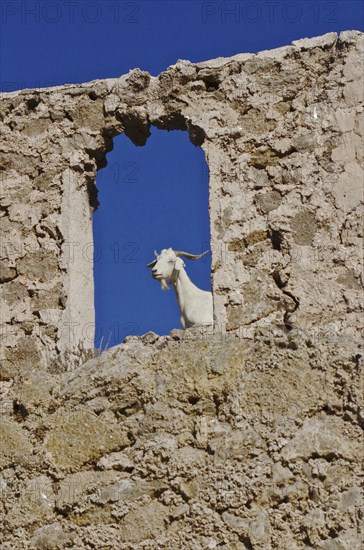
[{"x1": 1, "y1": 1, "x2": 363, "y2": 346}]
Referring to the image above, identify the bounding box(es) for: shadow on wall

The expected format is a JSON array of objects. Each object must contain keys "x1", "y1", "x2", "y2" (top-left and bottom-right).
[{"x1": 93, "y1": 127, "x2": 211, "y2": 349}]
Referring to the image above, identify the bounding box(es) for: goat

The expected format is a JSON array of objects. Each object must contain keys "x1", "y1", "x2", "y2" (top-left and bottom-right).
[{"x1": 147, "y1": 248, "x2": 213, "y2": 329}]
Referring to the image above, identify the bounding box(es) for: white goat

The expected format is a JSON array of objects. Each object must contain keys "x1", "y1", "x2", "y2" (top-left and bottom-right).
[{"x1": 147, "y1": 248, "x2": 213, "y2": 329}]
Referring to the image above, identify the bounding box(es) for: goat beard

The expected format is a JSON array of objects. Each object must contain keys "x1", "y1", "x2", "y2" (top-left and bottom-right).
[{"x1": 160, "y1": 279, "x2": 170, "y2": 291}]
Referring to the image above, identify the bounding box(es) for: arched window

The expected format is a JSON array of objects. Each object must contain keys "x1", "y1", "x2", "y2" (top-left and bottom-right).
[{"x1": 93, "y1": 127, "x2": 211, "y2": 349}]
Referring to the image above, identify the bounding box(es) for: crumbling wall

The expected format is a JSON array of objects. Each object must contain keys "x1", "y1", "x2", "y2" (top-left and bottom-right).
[
  {"x1": 0, "y1": 30, "x2": 363, "y2": 376},
  {"x1": 0, "y1": 30, "x2": 363, "y2": 550},
  {"x1": 0, "y1": 329, "x2": 363, "y2": 548}
]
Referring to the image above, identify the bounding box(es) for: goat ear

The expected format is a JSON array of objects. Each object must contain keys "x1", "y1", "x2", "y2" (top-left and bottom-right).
[
  {"x1": 174, "y1": 257, "x2": 185, "y2": 271},
  {"x1": 146, "y1": 259, "x2": 157, "y2": 268}
]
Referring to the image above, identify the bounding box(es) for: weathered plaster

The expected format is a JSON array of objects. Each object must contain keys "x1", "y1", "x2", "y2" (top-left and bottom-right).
[{"x1": 0, "y1": 31, "x2": 363, "y2": 377}]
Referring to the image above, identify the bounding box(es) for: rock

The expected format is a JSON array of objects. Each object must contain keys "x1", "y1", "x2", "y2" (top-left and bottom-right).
[
  {"x1": 97, "y1": 451, "x2": 134, "y2": 471},
  {"x1": 45, "y1": 409, "x2": 130, "y2": 471},
  {"x1": 222, "y1": 511, "x2": 250, "y2": 532},
  {"x1": 6, "y1": 475, "x2": 55, "y2": 529},
  {"x1": 170, "y1": 503, "x2": 189, "y2": 519},
  {"x1": 0, "y1": 260, "x2": 17, "y2": 283},
  {"x1": 4, "y1": 336, "x2": 42, "y2": 374},
  {"x1": 118, "y1": 502, "x2": 167, "y2": 543},
  {"x1": 281, "y1": 415, "x2": 362, "y2": 462},
  {"x1": 290, "y1": 209, "x2": 318, "y2": 246},
  {"x1": 0, "y1": 420, "x2": 33, "y2": 469},
  {"x1": 332, "y1": 162, "x2": 364, "y2": 211},
  {"x1": 55, "y1": 470, "x2": 119, "y2": 513},
  {"x1": 337, "y1": 487, "x2": 362, "y2": 511},
  {"x1": 31, "y1": 523, "x2": 71, "y2": 550},
  {"x1": 16, "y1": 250, "x2": 59, "y2": 282},
  {"x1": 11, "y1": 371, "x2": 55, "y2": 411},
  {"x1": 292, "y1": 32, "x2": 338, "y2": 50},
  {"x1": 249, "y1": 510, "x2": 271, "y2": 544},
  {"x1": 318, "y1": 531, "x2": 363, "y2": 550}
]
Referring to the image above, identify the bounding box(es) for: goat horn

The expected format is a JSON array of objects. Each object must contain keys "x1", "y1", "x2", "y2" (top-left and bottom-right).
[
  {"x1": 174, "y1": 250, "x2": 210, "y2": 260},
  {"x1": 154, "y1": 250, "x2": 158, "y2": 258}
]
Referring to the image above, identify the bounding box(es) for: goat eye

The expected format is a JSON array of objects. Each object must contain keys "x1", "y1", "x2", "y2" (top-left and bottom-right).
[{"x1": 169, "y1": 260, "x2": 174, "y2": 264}]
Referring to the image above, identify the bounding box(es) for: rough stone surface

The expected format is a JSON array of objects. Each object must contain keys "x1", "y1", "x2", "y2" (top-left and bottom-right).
[
  {"x1": 0, "y1": 32, "x2": 363, "y2": 375},
  {"x1": 0, "y1": 32, "x2": 363, "y2": 548},
  {"x1": 0, "y1": 328, "x2": 363, "y2": 548}
]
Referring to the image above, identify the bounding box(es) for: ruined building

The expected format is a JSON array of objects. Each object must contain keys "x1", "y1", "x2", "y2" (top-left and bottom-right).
[{"x1": 0, "y1": 31, "x2": 363, "y2": 549}]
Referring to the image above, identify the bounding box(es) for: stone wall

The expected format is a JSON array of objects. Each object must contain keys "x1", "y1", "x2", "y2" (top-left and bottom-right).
[
  {"x1": 0, "y1": 30, "x2": 363, "y2": 550},
  {"x1": 0, "y1": 328, "x2": 363, "y2": 548},
  {"x1": 0, "y1": 30, "x2": 363, "y2": 375}
]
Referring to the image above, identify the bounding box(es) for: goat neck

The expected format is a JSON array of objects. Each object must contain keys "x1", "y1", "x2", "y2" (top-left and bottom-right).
[{"x1": 171, "y1": 266, "x2": 199, "y2": 307}]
